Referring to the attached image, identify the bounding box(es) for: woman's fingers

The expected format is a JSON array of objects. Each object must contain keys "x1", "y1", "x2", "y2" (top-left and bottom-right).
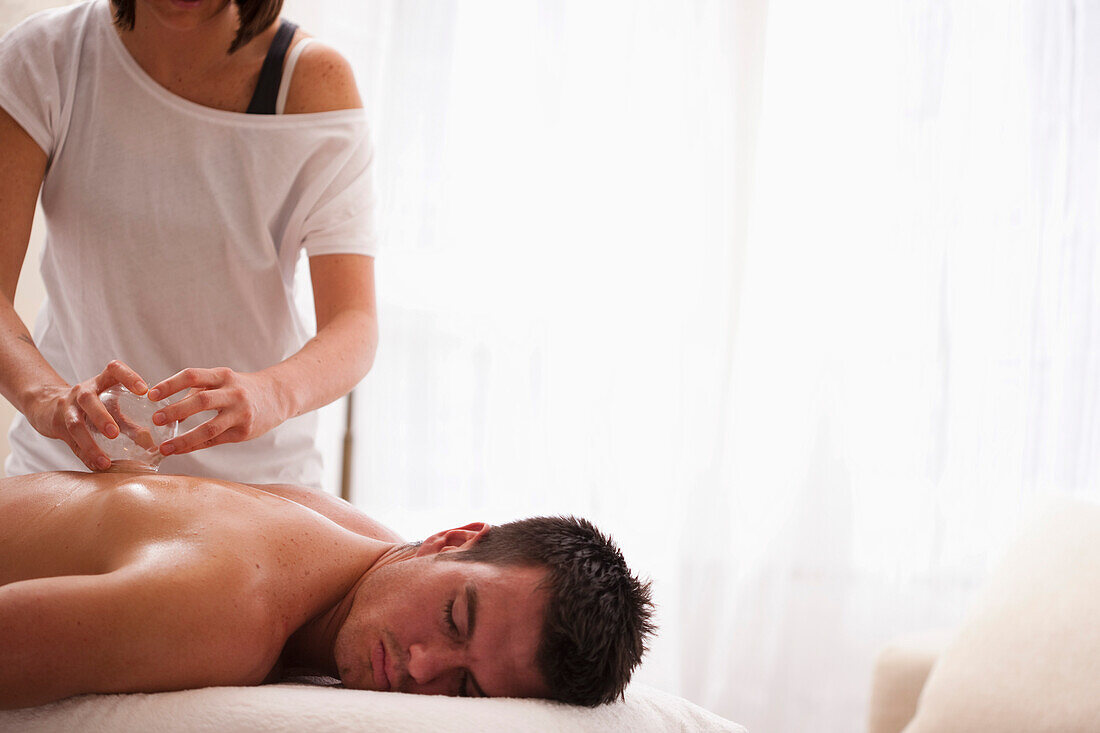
[
  {"x1": 93, "y1": 359, "x2": 148, "y2": 396},
  {"x1": 61, "y1": 436, "x2": 104, "y2": 472},
  {"x1": 74, "y1": 386, "x2": 119, "y2": 440},
  {"x1": 75, "y1": 361, "x2": 149, "y2": 463},
  {"x1": 148, "y1": 367, "x2": 227, "y2": 402},
  {"x1": 63, "y1": 406, "x2": 111, "y2": 470},
  {"x1": 138, "y1": 368, "x2": 275, "y2": 458},
  {"x1": 29, "y1": 361, "x2": 151, "y2": 471},
  {"x1": 151, "y1": 387, "x2": 224, "y2": 426},
  {"x1": 160, "y1": 417, "x2": 231, "y2": 456}
]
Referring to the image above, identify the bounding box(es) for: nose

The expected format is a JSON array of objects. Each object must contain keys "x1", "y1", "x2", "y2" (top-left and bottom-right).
[{"x1": 406, "y1": 642, "x2": 465, "y2": 694}]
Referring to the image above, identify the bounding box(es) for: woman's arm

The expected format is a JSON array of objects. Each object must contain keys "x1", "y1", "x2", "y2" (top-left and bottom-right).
[
  {"x1": 0, "y1": 106, "x2": 148, "y2": 471},
  {"x1": 256, "y1": 42, "x2": 378, "y2": 423},
  {"x1": 268, "y1": 253, "x2": 378, "y2": 422},
  {"x1": 145, "y1": 44, "x2": 378, "y2": 457},
  {"x1": 0, "y1": 106, "x2": 52, "y2": 410}
]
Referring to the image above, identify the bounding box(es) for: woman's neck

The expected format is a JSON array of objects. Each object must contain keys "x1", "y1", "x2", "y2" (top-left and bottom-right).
[{"x1": 116, "y1": 1, "x2": 243, "y2": 82}]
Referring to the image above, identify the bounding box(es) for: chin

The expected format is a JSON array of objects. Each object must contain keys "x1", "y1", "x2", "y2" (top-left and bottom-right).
[
  {"x1": 148, "y1": 0, "x2": 226, "y2": 28},
  {"x1": 340, "y1": 668, "x2": 374, "y2": 691},
  {"x1": 334, "y1": 645, "x2": 374, "y2": 691}
]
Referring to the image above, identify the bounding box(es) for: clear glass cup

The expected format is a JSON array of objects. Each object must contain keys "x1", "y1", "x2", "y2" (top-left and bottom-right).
[{"x1": 86, "y1": 385, "x2": 179, "y2": 473}]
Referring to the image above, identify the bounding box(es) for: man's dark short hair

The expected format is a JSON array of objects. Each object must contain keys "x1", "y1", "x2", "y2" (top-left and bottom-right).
[
  {"x1": 110, "y1": 0, "x2": 283, "y2": 53},
  {"x1": 443, "y1": 516, "x2": 656, "y2": 706}
]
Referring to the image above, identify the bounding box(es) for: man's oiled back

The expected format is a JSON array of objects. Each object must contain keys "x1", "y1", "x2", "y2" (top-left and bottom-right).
[
  {"x1": 0, "y1": 471, "x2": 378, "y2": 708},
  {"x1": 1, "y1": 471, "x2": 371, "y2": 583}
]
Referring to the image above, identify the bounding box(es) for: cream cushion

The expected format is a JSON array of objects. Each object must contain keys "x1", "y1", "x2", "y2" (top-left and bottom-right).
[
  {"x1": 904, "y1": 502, "x2": 1100, "y2": 733},
  {"x1": 867, "y1": 630, "x2": 951, "y2": 733}
]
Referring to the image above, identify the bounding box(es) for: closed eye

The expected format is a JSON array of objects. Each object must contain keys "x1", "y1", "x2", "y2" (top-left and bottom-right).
[
  {"x1": 444, "y1": 599, "x2": 460, "y2": 636},
  {"x1": 444, "y1": 600, "x2": 474, "y2": 696}
]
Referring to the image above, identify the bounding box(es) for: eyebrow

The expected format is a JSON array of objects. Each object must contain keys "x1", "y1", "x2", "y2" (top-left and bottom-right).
[{"x1": 464, "y1": 584, "x2": 486, "y2": 698}]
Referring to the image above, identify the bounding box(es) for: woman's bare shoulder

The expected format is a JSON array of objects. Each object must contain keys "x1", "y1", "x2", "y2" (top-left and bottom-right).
[{"x1": 282, "y1": 35, "x2": 363, "y2": 115}]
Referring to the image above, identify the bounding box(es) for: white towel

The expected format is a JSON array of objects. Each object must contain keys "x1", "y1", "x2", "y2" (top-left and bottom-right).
[{"x1": 0, "y1": 683, "x2": 745, "y2": 733}]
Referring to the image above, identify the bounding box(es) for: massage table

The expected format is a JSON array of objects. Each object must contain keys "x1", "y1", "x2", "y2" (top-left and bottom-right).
[{"x1": 0, "y1": 677, "x2": 744, "y2": 732}]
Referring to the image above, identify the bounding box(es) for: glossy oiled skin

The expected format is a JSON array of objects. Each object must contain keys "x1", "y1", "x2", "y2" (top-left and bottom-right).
[{"x1": 0, "y1": 471, "x2": 395, "y2": 707}]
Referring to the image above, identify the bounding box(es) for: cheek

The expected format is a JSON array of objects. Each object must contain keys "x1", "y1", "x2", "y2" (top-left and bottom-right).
[{"x1": 333, "y1": 617, "x2": 375, "y2": 687}]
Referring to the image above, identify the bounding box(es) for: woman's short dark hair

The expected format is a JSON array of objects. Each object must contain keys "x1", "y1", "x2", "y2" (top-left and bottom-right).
[
  {"x1": 110, "y1": 0, "x2": 283, "y2": 53},
  {"x1": 443, "y1": 515, "x2": 656, "y2": 706}
]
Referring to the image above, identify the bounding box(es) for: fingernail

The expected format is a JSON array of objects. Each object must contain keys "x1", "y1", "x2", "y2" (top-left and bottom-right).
[
  {"x1": 105, "y1": 424, "x2": 119, "y2": 438},
  {"x1": 148, "y1": 389, "x2": 160, "y2": 401},
  {"x1": 161, "y1": 443, "x2": 175, "y2": 455},
  {"x1": 135, "y1": 381, "x2": 148, "y2": 394},
  {"x1": 152, "y1": 412, "x2": 165, "y2": 425},
  {"x1": 96, "y1": 457, "x2": 110, "y2": 470}
]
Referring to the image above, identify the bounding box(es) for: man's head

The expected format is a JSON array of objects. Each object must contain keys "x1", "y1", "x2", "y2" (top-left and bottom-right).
[
  {"x1": 333, "y1": 516, "x2": 654, "y2": 706},
  {"x1": 441, "y1": 516, "x2": 656, "y2": 706}
]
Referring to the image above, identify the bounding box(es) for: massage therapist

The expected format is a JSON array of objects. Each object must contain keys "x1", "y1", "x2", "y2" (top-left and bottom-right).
[{"x1": 0, "y1": 0, "x2": 377, "y2": 488}]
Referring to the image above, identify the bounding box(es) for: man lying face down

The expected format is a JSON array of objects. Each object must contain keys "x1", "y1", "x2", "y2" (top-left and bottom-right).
[{"x1": 0, "y1": 471, "x2": 655, "y2": 710}]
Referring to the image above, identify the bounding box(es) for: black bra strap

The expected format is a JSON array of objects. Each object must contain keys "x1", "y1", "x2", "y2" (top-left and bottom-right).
[{"x1": 246, "y1": 19, "x2": 299, "y2": 115}]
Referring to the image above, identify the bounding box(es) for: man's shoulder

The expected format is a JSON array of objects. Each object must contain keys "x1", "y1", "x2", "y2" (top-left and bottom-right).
[{"x1": 245, "y1": 481, "x2": 404, "y2": 543}]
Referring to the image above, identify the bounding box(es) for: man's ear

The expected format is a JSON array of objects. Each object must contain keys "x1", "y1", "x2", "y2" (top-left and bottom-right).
[{"x1": 416, "y1": 522, "x2": 490, "y2": 557}]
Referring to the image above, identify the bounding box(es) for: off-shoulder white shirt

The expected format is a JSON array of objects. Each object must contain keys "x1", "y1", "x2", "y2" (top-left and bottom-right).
[{"x1": 0, "y1": 0, "x2": 378, "y2": 487}]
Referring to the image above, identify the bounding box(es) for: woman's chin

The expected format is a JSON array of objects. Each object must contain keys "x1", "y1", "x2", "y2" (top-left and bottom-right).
[{"x1": 143, "y1": 0, "x2": 228, "y2": 31}]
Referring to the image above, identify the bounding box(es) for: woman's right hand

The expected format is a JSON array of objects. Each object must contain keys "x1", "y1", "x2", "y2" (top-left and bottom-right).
[{"x1": 24, "y1": 360, "x2": 149, "y2": 471}]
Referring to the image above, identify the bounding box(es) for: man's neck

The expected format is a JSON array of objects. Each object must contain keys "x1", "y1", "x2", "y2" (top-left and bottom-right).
[
  {"x1": 281, "y1": 543, "x2": 420, "y2": 676},
  {"x1": 281, "y1": 578, "x2": 362, "y2": 676}
]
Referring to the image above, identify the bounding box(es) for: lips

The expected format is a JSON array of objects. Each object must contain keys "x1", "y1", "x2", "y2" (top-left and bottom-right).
[{"x1": 372, "y1": 640, "x2": 391, "y2": 691}]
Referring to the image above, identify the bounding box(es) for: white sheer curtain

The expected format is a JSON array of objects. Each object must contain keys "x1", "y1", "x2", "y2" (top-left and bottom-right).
[
  {"x1": 713, "y1": 2, "x2": 1100, "y2": 729},
  {"x1": 288, "y1": 1, "x2": 1100, "y2": 731}
]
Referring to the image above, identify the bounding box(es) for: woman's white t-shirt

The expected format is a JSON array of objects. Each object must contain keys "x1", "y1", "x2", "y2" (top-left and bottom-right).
[{"x1": 0, "y1": 0, "x2": 378, "y2": 487}]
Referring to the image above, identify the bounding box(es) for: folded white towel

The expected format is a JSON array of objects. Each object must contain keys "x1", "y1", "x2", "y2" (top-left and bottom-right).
[{"x1": 0, "y1": 682, "x2": 745, "y2": 732}]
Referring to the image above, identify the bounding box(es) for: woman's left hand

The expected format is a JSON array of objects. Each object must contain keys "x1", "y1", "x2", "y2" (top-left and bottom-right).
[{"x1": 147, "y1": 368, "x2": 290, "y2": 457}]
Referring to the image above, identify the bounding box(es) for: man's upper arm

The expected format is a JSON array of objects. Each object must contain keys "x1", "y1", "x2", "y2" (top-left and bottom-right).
[{"x1": 0, "y1": 558, "x2": 276, "y2": 710}]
